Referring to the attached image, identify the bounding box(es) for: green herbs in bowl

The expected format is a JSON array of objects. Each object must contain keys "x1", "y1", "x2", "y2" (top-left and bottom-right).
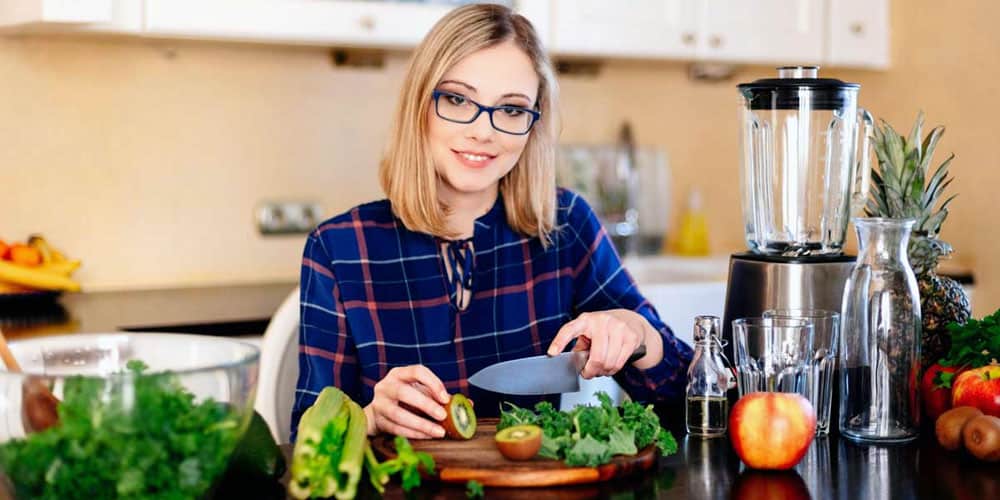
[{"x1": 0, "y1": 333, "x2": 260, "y2": 499}]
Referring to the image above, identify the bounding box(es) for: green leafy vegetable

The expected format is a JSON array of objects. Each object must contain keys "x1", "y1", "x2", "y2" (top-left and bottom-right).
[
  {"x1": 465, "y1": 479, "x2": 485, "y2": 498},
  {"x1": 497, "y1": 391, "x2": 677, "y2": 467},
  {"x1": 289, "y1": 387, "x2": 369, "y2": 500},
  {"x1": 940, "y1": 308, "x2": 1000, "y2": 368},
  {"x1": 0, "y1": 360, "x2": 242, "y2": 499},
  {"x1": 376, "y1": 436, "x2": 435, "y2": 492}
]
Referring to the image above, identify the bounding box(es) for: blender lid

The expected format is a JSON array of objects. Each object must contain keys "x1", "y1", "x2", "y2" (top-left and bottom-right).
[{"x1": 738, "y1": 66, "x2": 860, "y2": 110}]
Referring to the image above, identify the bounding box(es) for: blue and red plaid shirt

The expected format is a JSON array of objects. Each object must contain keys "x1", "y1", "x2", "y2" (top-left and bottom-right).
[{"x1": 292, "y1": 188, "x2": 693, "y2": 440}]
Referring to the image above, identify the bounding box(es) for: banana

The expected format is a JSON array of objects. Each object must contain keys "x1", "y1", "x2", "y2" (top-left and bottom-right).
[
  {"x1": 27, "y1": 234, "x2": 54, "y2": 264},
  {"x1": 37, "y1": 259, "x2": 82, "y2": 277},
  {"x1": 0, "y1": 260, "x2": 80, "y2": 292}
]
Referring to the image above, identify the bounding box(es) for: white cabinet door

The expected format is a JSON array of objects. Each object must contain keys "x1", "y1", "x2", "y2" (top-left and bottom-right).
[
  {"x1": 143, "y1": 0, "x2": 453, "y2": 49},
  {"x1": 0, "y1": 0, "x2": 112, "y2": 27},
  {"x1": 825, "y1": 0, "x2": 889, "y2": 69},
  {"x1": 549, "y1": 0, "x2": 698, "y2": 58},
  {"x1": 696, "y1": 0, "x2": 824, "y2": 65}
]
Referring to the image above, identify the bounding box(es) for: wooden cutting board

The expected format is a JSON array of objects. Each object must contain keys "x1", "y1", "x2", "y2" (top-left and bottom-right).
[{"x1": 370, "y1": 418, "x2": 658, "y2": 488}]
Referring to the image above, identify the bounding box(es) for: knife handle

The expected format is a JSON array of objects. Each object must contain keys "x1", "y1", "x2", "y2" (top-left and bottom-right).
[{"x1": 626, "y1": 344, "x2": 647, "y2": 365}]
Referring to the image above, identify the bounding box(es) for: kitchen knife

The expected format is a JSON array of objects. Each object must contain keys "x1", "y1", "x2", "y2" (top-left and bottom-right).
[{"x1": 467, "y1": 345, "x2": 647, "y2": 395}]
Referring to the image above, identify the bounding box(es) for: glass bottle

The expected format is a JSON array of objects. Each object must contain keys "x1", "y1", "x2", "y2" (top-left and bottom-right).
[
  {"x1": 686, "y1": 315, "x2": 730, "y2": 437},
  {"x1": 839, "y1": 218, "x2": 922, "y2": 443}
]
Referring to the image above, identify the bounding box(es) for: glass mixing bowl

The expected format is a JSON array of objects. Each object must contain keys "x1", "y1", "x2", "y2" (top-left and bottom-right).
[{"x1": 0, "y1": 333, "x2": 260, "y2": 498}]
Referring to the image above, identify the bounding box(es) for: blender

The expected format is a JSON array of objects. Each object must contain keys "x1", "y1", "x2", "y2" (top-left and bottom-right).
[{"x1": 721, "y1": 66, "x2": 872, "y2": 361}]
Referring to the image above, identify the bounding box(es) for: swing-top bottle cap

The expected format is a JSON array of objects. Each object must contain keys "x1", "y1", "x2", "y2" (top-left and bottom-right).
[{"x1": 693, "y1": 315, "x2": 721, "y2": 343}]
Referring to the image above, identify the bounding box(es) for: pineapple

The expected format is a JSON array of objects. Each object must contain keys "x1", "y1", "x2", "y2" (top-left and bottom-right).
[{"x1": 866, "y1": 112, "x2": 971, "y2": 369}]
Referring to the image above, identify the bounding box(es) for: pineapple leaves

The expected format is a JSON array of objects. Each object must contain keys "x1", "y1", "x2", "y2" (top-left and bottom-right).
[
  {"x1": 905, "y1": 111, "x2": 924, "y2": 164},
  {"x1": 882, "y1": 120, "x2": 907, "y2": 175},
  {"x1": 868, "y1": 112, "x2": 959, "y2": 266},
  {"x1": 923, "y1": 154, "x2": 955, "y2": 211},
  {"x1": 920, "y1": 125, "x2": 945, "y2": 175}
]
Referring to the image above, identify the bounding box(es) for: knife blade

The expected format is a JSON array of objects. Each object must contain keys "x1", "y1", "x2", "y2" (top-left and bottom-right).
[{"x1": 467, "y1": 345, "x2": 647, "y2": 395}]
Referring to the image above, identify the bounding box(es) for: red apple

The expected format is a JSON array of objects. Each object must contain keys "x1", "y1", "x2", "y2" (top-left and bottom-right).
[
  {"x1": 731, "y1": 469, "x2": 811, "y2": 500},
  {"x1": 922, "y1": 363, "x2": 960, "y2": 420},
  {"x1": 952, "y1": 364, "x2": 1000, "y2": 418},
  {"x1": 729, "y1": 392, "x2": 816, "y2": 470}
]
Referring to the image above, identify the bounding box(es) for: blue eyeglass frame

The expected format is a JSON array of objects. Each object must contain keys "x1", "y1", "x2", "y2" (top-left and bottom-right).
[{"x1": 431, "y1": 89, "x2": 541, "y2": 136}]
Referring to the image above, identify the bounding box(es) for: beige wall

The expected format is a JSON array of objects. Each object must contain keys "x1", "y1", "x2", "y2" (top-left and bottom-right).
[{"x1": 0, "y1": 1, "x2": 996, "y2": 314}]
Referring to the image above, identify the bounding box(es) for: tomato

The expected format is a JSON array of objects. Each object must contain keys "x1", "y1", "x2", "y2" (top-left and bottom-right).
[{"x1": 922, "y1": 363, "x2": 960, "y2": 420}]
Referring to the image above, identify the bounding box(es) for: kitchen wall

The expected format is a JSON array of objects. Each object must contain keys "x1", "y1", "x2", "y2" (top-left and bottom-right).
[{"x1": 0, "y1": 1, "x2": 997, "y2": 314}]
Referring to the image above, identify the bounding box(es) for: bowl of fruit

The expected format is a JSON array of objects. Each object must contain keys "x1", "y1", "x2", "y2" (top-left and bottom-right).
[
  {"x1": 0, "y1": 333, "x2": 262, "y2": 498},
  {"x1": 0, "y1": 235, "x2": 81, "y2": 305}
]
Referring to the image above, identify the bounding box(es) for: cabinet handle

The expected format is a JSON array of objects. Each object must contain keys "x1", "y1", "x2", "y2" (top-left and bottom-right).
[
  {"x1": 849, "y1": 22, "x2": 865, "y2": 35},
  {"x1": 359, "y1": 15, "x2": 376, "y2": 31},
  {"x1": 682, "y1": 32, "x2": 696, "y2": 45},
  {"x1": 709, "y1": 35, "x2": 723, "y2": 48}
]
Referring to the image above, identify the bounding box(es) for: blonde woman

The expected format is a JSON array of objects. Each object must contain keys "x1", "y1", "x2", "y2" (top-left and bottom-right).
[{"x1": 293, "y1": 3, "x2": 693, "y2": 441}]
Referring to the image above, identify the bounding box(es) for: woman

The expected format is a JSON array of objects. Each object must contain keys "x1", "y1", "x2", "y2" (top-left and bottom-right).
[{"x1": 293, "y1": 3, "x2": 693, "y2": 441}]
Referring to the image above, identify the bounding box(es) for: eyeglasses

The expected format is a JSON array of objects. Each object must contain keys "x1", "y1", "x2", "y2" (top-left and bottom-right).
[{"x1": 431, "y1": 90, "x2": 540, "y2": 135}]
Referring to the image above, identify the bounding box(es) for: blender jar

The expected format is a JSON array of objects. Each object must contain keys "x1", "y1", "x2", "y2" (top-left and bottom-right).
[{"x1": 738, "y1": 66, "x2": 872, "y2": 256}]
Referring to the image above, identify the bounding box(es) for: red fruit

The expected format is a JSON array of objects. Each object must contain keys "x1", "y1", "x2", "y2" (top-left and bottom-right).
[
  {"x1": 730, "y1": 470, "x2": 811, "y2": 500},
  {"x1": 922, "y1": 364, "x2": 960, "y2": 420},
  {"x1": 729, "y1": 392, "x2": 816, "y2": 470},
  {"x1": 952, "y1": 364, "x2": 1000, "y2": 418}
]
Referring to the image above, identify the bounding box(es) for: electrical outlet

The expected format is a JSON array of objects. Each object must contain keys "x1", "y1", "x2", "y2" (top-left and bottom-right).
[{"x1": 256, "y1": 201, "x2": 323, "y2": 235}]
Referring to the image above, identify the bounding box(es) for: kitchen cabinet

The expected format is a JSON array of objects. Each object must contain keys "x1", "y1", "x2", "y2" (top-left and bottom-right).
[
  {"x1": 694, "y1": 0, "x2": 824, "y2": 65},
  {"x1": 0, "y1": 1, "x2": 549, "y2": 50},
  {"x1": 825, "y1": 0, "x2": 890, "y2": 69},
  {"x1": 0, "y1": 0, "x2": 141, "y2": 33},
  {"x1": 550, "y1": 0, "x2": 825, "y2": 66},
  {"x1": 0, "y1": 0, "x2": 113, "y2": 26},
  {"x1": 0, "y1": 1, "x2": 888, "y2": 69},
  {"x1": 142, "y1": 0, "x2": 455, "y2": 49},
  {"x1": 549, "y1": 0, "x2": 698, "y2": 59}
]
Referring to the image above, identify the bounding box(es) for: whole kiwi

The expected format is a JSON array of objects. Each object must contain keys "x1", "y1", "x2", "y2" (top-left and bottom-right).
[
  {"x1": 441, "y1": 393, "x2": 477, "y2": 440},
  {"x1": 962, "y1": 415, "x2": 1000, "y2": 462},
  {"x1": 936, "y1": 406, "x2": 984, "y2": 451}
]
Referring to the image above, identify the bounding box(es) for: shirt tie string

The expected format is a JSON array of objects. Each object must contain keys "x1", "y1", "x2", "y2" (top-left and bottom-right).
[{"x1": 444, "y1": 238, "x2": 474, "y2": 304}]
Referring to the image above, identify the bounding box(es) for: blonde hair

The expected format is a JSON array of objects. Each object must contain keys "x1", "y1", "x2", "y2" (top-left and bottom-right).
[{"x1": 378, "y1": 3, "x2": 560, "y2": 245}]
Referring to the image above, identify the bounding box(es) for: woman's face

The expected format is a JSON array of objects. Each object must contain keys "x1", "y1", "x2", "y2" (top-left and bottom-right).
[{"x1": 427, "y1": 39, "x2": 540, "y2": 207}]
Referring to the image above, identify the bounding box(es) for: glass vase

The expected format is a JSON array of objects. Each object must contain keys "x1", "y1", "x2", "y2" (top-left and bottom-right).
[{"x1": 839, "y1": 217, "x2": 922, "y2": 443}]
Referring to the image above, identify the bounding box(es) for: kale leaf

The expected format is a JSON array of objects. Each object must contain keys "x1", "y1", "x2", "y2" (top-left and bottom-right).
[{"x1": 497, "y1": 391, "x2": 677, "y2": 467}]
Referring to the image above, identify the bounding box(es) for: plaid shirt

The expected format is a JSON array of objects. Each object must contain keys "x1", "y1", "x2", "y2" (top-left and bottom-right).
[{"x1": 292, "y1": 189, "x2": 693, "y2": 440}]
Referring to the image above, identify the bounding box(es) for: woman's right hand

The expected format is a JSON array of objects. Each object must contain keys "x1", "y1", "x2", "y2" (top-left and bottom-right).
[{"x1": 363, "y1": 365, "x2": 451, "y2": 439}]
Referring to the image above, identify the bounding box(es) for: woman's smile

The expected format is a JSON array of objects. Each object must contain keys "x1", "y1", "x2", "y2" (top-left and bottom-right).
[{"x1": 452, "y1": 149, "x2": 497, "y2": 168}]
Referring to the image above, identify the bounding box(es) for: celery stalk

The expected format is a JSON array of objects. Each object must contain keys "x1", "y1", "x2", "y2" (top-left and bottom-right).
[{"x1": 331, "y1": 400, "x2": 367, "y2": 499}]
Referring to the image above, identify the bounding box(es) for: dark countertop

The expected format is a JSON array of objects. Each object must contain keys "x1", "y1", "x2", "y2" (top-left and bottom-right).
[
  {"x1": 257, "y1": 428, "x2": 1000, "y2": 500},
  {"x1": 1, "y1": 282, "x2": 296, "y2": 340}
]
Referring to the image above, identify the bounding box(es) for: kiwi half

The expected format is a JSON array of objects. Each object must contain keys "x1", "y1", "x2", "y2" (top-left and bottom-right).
[
  {"x1": 441, "y1": 393, "x2": 476, "y2": 440},
  {"x1": 495, "y1": 424, "x2": 542, "y2": 461}
]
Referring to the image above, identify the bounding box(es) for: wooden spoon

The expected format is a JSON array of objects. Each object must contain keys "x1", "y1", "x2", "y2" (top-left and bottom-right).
[{"x1": 0, "y1": 328, "x2": 60, "y2": 432}]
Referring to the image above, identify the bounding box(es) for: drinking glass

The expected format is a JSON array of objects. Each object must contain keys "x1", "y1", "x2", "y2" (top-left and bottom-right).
[
  {"x1": 732, "y1": 317, "x2": 813, "y2": 397},
  {"x1": 764, "y1": 309, "x2": 840, "y2": 436}
]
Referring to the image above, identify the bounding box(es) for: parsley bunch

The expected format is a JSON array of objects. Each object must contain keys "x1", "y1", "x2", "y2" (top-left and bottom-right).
[
  {"x1": 940, "y1": 308, "x2": 1000, "y2": 369},
  {"x1": 497, "y1": 392, "x2": 677, "y2": 467},
  {"x1": 0, "y1": 360, "x2": 241, "y2": 499}
]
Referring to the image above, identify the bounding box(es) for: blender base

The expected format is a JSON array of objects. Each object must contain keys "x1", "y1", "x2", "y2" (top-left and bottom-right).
[{"x1": 719, "y1": 252, "x2": 856, "y2": 432}]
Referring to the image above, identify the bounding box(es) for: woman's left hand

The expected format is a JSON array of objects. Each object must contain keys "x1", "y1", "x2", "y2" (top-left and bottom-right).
[{"x1": 546, "y1": 309, "x2": 663, "y2": 378}]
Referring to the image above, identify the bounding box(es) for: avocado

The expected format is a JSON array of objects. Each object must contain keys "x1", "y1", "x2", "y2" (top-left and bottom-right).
[{"x1": 212, "y1": 410, "x2": 287, "y2": 498}]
